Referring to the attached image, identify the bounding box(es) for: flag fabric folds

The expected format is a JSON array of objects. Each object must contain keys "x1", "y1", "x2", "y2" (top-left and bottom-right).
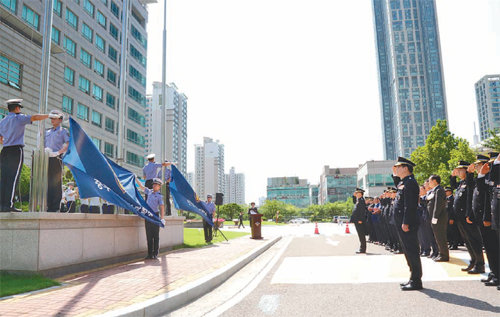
[
  {"x1": 62, "y1": 117, "x2": 164, "y2": 227},
  {"x1": 170, "y1": 165, "x2": 214, "y2": 226}
]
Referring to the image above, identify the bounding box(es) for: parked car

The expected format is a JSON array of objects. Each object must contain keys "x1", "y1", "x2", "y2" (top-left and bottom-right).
[{"x1": 289, "y1": 217, "x2": 310, "y2": 224}]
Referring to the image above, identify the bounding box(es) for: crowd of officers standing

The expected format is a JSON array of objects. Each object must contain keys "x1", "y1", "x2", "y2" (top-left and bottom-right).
[{"x1": 351, "y1": 154, "x2": 500, "y2": 291}]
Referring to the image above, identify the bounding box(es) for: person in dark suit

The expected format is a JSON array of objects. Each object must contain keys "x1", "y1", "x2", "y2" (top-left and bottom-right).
[
  {"x1": 350, "y1": 188, "x2": 367, "y2": 254},
  {"x1": 450, "y1": 161, "x2": 485, "y2": 273},
  {"x1": 426, "y1": 174, "x2": 448, "y2": 261},
  {"x1": 445, "y1": 187, "x2": 459, "y2": 250},
  {"x1": 484, "y1": 152, "x2": 500, "y2": 289},
  {"x1": 238, "y1": 211, "x2": 245, "y2": 228},
  {"x1": 392, "y1": 157, "x2": 422, "y2": 291}
]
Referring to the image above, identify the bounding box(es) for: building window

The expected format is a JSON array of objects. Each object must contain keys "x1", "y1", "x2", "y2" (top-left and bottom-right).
[
  {"x1": 126, "y1": 151, "x2": 144, "y2": 167},
  {"x1": 80, "y1": 49, "x2": 92, "y2": 68},
  {"x1": 64, "y1": 66, "x2": 74, "y2": 85},
  {"x1": 22, "y1": 5, "x2": 40, "y2": 30},
  {"x1": 128, "y1": 86, "x2": 146, "y2": 107},
  {"x1": 104, "y1": 142, "x2": 114, "y2": 157},
  {"x1": 109, "y1": 23, "x2": 119, "y2": 40},
  {"x1": 131, "y1": 7, "x2": 145, "y2": 27},
  {"x1": 110, "y1": 1, "x2": 119, "y2": 18},
  {"x1": 106, "y1": 92, "x2": 116, "y2": 108},
  {"x1": 62, "y1": 96, "x2": 73, "y2": 114},
  {"x1": 127, "y1": 129, "x2": 145, "y2": 147},
  {"x1": 92, "y1": 84, "x2": 103, "y2": 101},
  {"x1": 107, "y1": 69, "x2": 117, "y2": 85},
  {"x1": 105, "y1": 117, "x2": 115, "y2": 133},
  {"x1": 129, "y1": 65, "x2": 146, "y2": 87},
  {"x1": 83, "y1": 0, "x2": 94, "y2": 17},
  {"x1": 78, "y1": 75, "x2": 90, "y2": 94},
  {"x1": 108, "y1": 46, "x2": 117, "y2": 62},
  {"x1": 51, "y1": 27, "x2": 60, "y2": 44},
  {"x1": 95, "y1": 34, "x2": 105, "y2": 52},
  {"x1": 63, "y1": 36, "x2": 76, "y2": 57},
  {"x1": 91, "y1": 137, "x2": 101, "y2": 150},
  {"x1": 77, "y1": 103, "x2": 89, "y2": 121},
  {"x1": 0, "y1": 54, "x2": 21, "y2": 89},
  {"x1": 82, "y1": 23, "x2": 93, "y2": 42},
  {"x1": 65, "y1": 8, "x2": 78, "y2": 30},
  {"x1": 1, "y1": 0, "x2": 16, "y2": 13},
  {"x1": 130, "y1": 45, "x2": 146, "y2": 67},
  {"x1": 53, "y1": 0, "x2": 62, "y2": 17},
  {"x1": 91, "y1": 110, "x2": 102, "y2": 126},
  {"x1": 128, "y1": 107, "x2": 145, "y2": 126},
  {"x1": 94, "y1": 59, "x2": 104, "y2": 76},
  {"x1": 101, "y1": 0, "x2": 108, "y2": 6},
  {"x1": 97, "y1": 10, "x2": 106, "y2": 28},
  {"x1": 131, "y1": 25, "x2": 147, "y2": 48}
]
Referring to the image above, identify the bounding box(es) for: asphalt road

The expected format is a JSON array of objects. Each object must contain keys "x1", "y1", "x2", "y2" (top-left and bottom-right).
[{"x1": 170, "y1": 223, "x2": 500, "y2": 317}]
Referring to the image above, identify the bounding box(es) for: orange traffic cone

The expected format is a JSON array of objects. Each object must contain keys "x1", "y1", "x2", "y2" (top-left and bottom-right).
[
  {"x1": 314, "y1": 222, "x2": 319, "y2": 234},
  {"x1": 345, "y1": 222, "x2": 350, "y2": 234}
]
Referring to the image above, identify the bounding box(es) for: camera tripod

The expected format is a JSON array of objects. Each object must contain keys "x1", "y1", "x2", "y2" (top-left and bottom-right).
[{"x1": 212, "y1": 205, "x2": 228, "y2": 241}]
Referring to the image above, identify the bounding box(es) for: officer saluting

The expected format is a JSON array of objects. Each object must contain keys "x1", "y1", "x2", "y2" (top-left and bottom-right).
[
  {"x1": 350, "y1": 188, "x2": 367, "y2": 254},
  {"x1": 45, "y1": 110, "x2": 69, "y2": 212},
  {"x1": 0, "y1": 99, "x2": 55, "y2": 212},
  {"x1": 392, "y1": 156, "x2": 422, "y2": 291}
]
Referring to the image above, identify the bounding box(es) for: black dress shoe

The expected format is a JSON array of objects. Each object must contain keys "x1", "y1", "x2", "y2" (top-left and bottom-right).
[
  {"x1": 461, "y1": 263, "x2": 474, "y2": 272},
  {"x1": 429, "y1": 253, "x2": 438, "y2": 259},
  {"x1": 497, "y1": 285, "x2": 500, "y2": 290},
  {"x1": 481, "y1": 273, "x2": 494, "y2": 283},
  {"x1": 468, "y1": 266, "x2": 485, "y2": 274},
  {"x1": 401, "y1": 281, "x2": 423, "y2": 291},
  {"x1": 421, "y1": 252, "x2": 430, "y2": 257},
  {"x1": 450, "y1": 245, "x2": 458, "y2": 250},
  {"x1": 484, "y1": 278, "x2": 499, "y2": 286},
  {"x1": 400, "y1": 280, "x2": 411, "y2": 287},
  {"x1": 8, "y1": 207, "x2": 22, "y2": 212},
  {"x1": 355, "y1": 250, "x2": 366, "y2": 254}
]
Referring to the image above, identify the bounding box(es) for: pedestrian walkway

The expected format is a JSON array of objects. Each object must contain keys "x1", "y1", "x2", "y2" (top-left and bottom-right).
[{"x1": 0, "y1": 235, "x2": 273, "y2": 317}]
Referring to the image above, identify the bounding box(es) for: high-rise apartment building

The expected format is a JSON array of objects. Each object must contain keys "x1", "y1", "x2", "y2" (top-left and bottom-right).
[
  {"x1": 319, "y1": 166, "x2": 357, "y2": 204},
  {"x1": 225, "y1": 167, "x2": 245, "y2": 205},
  {"x1": 0, "y1": 0, "x2": 152, "y2": 175},
  {"x1": 373, "y1": 0, "x2": 448, "y2": 159},
  {"x1": 475, "y1": 75, "x2": 500, "y2": 141},
  {"x1": 145, "y1": 82, "x2": 188, "y2": 175},
  {"x1": 194, "y1": 137, "x2": 225, "y2": 199}
]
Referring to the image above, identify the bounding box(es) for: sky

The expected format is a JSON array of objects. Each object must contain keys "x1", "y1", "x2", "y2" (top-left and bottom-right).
[{"x1": 145, "y1": 0, "x2": 500, "y2": 204}]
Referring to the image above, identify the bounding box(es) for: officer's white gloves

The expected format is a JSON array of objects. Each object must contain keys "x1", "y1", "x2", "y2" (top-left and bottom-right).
[
  {"x1": 431, "y1": 218, "x2": 438, "y2": 225},
  {"x1": 44, "y1": 147, "x2": 59, "y2": 157},
  {"x1": 161, "y1": 219, "x2": 166, "y2": 226},
  {"x1": 48, "y1": 113, "x2": 61, "y2": 119}
]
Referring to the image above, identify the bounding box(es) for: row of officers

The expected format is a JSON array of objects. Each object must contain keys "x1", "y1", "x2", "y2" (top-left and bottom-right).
[{"x1": 350, "y1": 154, "x2": 500, "y2": 291}]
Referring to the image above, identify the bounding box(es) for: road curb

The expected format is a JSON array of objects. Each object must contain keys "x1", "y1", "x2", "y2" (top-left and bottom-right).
[{"x1": 97, "y1": 236, "x2": 282, "y2": 317}]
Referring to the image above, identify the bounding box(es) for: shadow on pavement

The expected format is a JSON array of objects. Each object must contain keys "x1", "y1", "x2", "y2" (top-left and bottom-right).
[{"x1": 421, "y1": 288, "x2": 500, "y2": 313}]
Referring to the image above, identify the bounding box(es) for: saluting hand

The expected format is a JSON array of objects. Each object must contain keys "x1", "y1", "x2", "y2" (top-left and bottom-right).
[
  {"x1": 483, "y1": 221, "x2": 491, "y2": 227},
  {"x1": 480, "y1": 163, "x2": 490, "y2": 175},
  {"x1": 449, "y1": 219, "x2": 454, "y2": 225},
  {"x1": 467, "y1": 164, "x2": 475, "y2": 174},
  {"x1": 466, "y1": 217, "x2": 473, "y2": 224},
  {"x1": 402, "y1": 224, "x2": 410, "y2": 232}
]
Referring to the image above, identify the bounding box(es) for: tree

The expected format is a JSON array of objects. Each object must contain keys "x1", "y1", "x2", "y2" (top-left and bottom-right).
[
  {"x1": 410, "y1": 120, "x2": 476, "y2": 186},
  {"x1": 482, "y1": 130, "x2": 500, "y2": 152},
  {"x1": 219, "y1": 203, "x2": 243, "y2": 220},
  {"x1": 20, "y1": 164, "x2": 31, "y2": 199}
]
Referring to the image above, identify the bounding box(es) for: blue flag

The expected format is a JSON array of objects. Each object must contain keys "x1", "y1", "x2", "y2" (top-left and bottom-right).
[
  {"x1": 63, "y1": 118, "x2": 164, "y2": 227},
  {"x1": 170, "y1": 165, "x2": 214, "y2": 226}
]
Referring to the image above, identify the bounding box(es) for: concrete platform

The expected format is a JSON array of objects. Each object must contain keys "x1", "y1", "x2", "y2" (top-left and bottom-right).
[{"x1": 0, "y1": 212, "x2": 184, "y2": 277}]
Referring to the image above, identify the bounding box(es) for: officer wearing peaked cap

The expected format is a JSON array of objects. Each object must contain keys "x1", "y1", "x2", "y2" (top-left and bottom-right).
[
  {"x1": 350, "y1": 188, "x2": 367, "y2": 254},
  {"x1": 391, "y1": 156, "x2": 422, "y2": 290},
  {"x1": 142, "y1": 154, "x2": 169, "y2": 200},
  {"x1": 45, "y1": 110, "x2": 69, "y2": 212},
  {"x1": 0, "y1": 99, "x2": 55, "y2": 212}
]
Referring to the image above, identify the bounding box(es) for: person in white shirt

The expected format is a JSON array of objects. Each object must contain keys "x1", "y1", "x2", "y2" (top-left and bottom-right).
[
  {"x1": 89, "y1": 197, "x2": 101, "y2": 214},
  {"x1": 80, "y1": 197, "x2": 89, "y2": 213},
  {"x1": 64, "y1": 183, "x2": 76, "y2": 213}
]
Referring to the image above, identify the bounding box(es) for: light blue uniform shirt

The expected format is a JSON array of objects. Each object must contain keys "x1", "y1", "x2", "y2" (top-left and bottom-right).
[
  {"x1": 144, "y1": 188, "x2": 163, "y2": 214},
  {"x1": 164, "y1": 168, "x2": 171, "y2": 182},
  {"x1": 143, "y1": 162, "x2": 162, "y2": 180},
  {"x1": 203, "y1": 201, "x2": 216, "y2": 218},
  {"x1": 0, "y1": 113, "x2": 32, "y2": 146},
  {"x1": 45, "y1": 126, "x2": 69, "y2": 152}
]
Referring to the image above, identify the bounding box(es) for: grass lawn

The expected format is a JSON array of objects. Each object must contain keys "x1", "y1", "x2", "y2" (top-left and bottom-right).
[
  {"x1": 0, "y1": 272, "x2": 60, "y2": 297},
  {"x1": 175, "y1": 228, "x2": 249, "y2": 249}
]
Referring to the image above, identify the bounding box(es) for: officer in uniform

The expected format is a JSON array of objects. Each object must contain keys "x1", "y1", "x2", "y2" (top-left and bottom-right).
[
  {"x1": 426, "y1": 174, "x2": 448, "y2": 261},
  {"x1": 203, "y1": 195, "x2": 216, "y2": 243},
  {"x1": 0, "y1": 99, "x2": 55, "y2": 212},
  {"x1": 485, "y1": 152, "x2": 500, "y2": 290},
  {"x1": 392, "y1": 157, "x2": 422, "y2": 291},
  {"x1": 445, "y1": 186, "x2": 459, "y2": 250},
  {"x1": 163, "y1": 161, "x2": 173, "y2": 216},
  {"x1": 350, "y1": 188, "x2": 367, "y2": 254},
  {"x1": 137, "y1": 178, "x2": 165, "y2": 260},
  {"x1": 142, "y1": 154, "x2": 169, "y2": 200},
  {"x1": 44, "y1": 110, "x2": 69, "y2": 212},
  {"x1": 64, "y1": 182, "x2": 77, "y2": 213},
  {"x1": 450, "y1": 161, "x2": 485, "y2": 273}
]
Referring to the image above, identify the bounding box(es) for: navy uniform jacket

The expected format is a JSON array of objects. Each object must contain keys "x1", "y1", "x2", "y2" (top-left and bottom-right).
[
  {"x1": 466, "y1": 173, "x2": 488, "y2": 223},
  {"x1": 392, "y1": 175, "x2": 419, "y2": 227},
  {"x1": 426, "y1": 185, "x2": 447, "y2": 221},
  {"x1": 486, "y1": 162, "x2": 500, "y2": 229},
  {"x1": 350, "y1": 197, "x2": 367, "y2": 223},
  {"x1": 450, "y1": 174, "x2": 469, "y2": 220},
  {"x1": 446, "y1": 195, "x2": 455, "y2": 221}
]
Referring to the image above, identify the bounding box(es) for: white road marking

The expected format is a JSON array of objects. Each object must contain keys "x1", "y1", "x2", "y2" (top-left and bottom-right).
[
  {"x1": 258, "y1": 295, "x2": 280, "y2": 315},
  {"x1": 326, "y1": 238, "x2": 340, "y2": 246}
]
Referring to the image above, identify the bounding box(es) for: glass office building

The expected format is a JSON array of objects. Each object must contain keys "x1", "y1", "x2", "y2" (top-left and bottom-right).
[
  {"x1": 319, "y1": 166, "x2": 358, "y2": 204},
  {"x1": 373, "y1": 0, "x2": 448, "y2": 159},
  {"x1": 267, "y1": 177, "x2": 310, "y2": 208}
]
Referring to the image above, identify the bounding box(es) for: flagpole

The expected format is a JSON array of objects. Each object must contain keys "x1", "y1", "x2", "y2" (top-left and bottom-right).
[{"x1": 30, "y1": 0, "x2": 54, "y2": 212}]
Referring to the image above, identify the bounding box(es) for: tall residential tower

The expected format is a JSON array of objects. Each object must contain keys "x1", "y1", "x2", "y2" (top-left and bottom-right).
[
  {"x1": 194, "y1": 137, "x2": 225, "y2": 199},
  {"x1": 373, "y1": 0, "x2": 448, "y2": 159},
  {"x1": 475, "y1": 75, "x2": 500, "y2": 141}
]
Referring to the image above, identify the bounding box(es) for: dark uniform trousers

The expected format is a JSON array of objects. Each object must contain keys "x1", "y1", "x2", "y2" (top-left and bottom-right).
[
  {"x1": 431, "y1": 217, "x2": 449, "y2": 258},
  {"x1": 79, "y1": 204, "x2": 88, "y2": 213},
  {"x1": 47, "y1": 157, "x2": 63, "y2": 212},
  {"x1": 0, "y1": 145, "x2": 23, "y2": 210},
  {"x1": 165, "y1": 184, "x2": 171, "y2": 216},
  {"x1": 456, "y1": 217, "x2": 484, "y2": 266},
  {"x1": 479, "y1": 225, "x2": 499, "y2": 277},
  {"x1": 396, "y1": 222, "x2": 422, "y2": 281},
  {"x1": 89, "y1": 206, "x2": 100, "y2": 214},
  {"x1": 145, "y1": 219, "x2": 160, "y2": 257},
  {"x1": 354, "y1": 222, "x2": 367, "y2": 252},
  {"x1": 203, "y1": 219, "x2": 213, "y2": 242},
  {"x1": 145, "y1": 179, "x2": 153, "y2": 200}
]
